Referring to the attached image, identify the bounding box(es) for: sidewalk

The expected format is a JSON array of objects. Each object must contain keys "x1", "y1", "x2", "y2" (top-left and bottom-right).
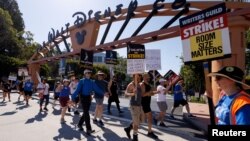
[
  {"x1": 183, "y1": 102, "x2": 210, "y2": 135},
  {"x1": 0, "y1": 92, "x2": 206, "y2": 141}
]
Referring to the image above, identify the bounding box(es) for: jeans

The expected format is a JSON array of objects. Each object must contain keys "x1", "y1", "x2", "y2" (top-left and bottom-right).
[{"x1": 78, "y1": 95, "x2": 92, "y2": 131}]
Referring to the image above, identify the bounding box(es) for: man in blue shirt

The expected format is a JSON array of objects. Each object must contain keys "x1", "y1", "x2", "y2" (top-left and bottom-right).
[
  {"x1": 170, "y1": 79, "x2": 195, "y2": 119},
  {"x1": 72, "y1": 69, "x2": 107, "y2": 135},
  {"x1": 23, "y1": 78, "x2": 34, "y2": 106}
]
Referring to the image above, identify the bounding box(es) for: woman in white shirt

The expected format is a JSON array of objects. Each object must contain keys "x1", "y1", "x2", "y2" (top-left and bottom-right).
[{"x1": 154, "y1": 78, "x2": 169, "y2": 127}]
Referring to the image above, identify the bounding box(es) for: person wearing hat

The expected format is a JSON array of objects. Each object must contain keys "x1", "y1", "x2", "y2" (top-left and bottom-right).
[
  {"x1": 72, "y1": 69, "x2": 107, "y2": 135},
  {"x1": 93, "y1": 71, "x2": 109, "y2": 126},
  {"x1": 170, "y1": 79, "x2": 195, "y2": 119},
  {"x1": 208, "y1": 66, "x2": 250, "y2": 125},
  {"x1": 154, "y1": 78, "x2": 169, "y2": 127},
  {"x1": 59, "y1": 79, "x2": 71, "y2": 123}
]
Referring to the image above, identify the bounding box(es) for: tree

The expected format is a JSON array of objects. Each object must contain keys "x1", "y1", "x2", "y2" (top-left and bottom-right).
[{"x1": 0, "y1": 0, "x2": 24, "y2": 31}]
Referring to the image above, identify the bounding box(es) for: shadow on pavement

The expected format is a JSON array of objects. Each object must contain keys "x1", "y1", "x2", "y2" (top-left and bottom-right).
[
  {"x1": 0, "y1": 110, "x2": 17, "y2": 116},
  {"x1": 102, "y1": 127, "x2": 129, "y2": 141},
  {"x1": 53, "y1": 123, "x2": 88, "y2": 141},
  {"x1": 52, "y1": 107, "x2": 61, "y2": 116},
  {"x1": 25, "y1": 112, "x2": 48, "y2": 124},
  {"x1": 0, "y1": 101, "x2": 7, "y2": 106}
]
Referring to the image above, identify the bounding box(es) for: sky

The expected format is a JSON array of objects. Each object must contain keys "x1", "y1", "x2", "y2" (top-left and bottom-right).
[{"x1": 16, "y1": 0, "x2": 221, "y2": 75}]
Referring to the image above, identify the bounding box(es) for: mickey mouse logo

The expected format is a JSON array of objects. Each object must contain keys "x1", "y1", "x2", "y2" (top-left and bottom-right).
[{"x1": 75, "y1": 30, "x2": 87, "y2": 45}]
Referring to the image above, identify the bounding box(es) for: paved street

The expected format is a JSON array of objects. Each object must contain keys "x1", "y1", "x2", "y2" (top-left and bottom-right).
[{"x1": 0, "y1": 91, "x2": 207, "y2": 141}]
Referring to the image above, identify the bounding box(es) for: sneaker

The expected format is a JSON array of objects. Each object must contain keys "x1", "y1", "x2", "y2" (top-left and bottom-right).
[
  {"x1": 147, "y1": 132, "x2": 158, "y2": 139},
  {"x1": 98, "y1": 120, "x2": 104, "y2": 126},
  {"x1": 86, "y1": 129, "x2": 95, "y2": 135},
  {"x1": 187, "y1": 114, "x2": 196, "y2": 118},
  {"x1": 74, "y1": 110, "x2": 80, "y2": 115},
  {"x1": 43, "y1": 107, "x2": 48, "y2": 111},
  {"x1": 68, "y1": 108, "x2": 71, "y2": 112},
  {"x1": 77, "y1": 124, "x2": 84, "y2": 131},
  {"x1": 119, "y1": 110, "x2": 124, "y2": 113},
  {"x1": 153, "y1": 118, "x2": 158, "y2": 125},
  {"x1": 159, "y1": 122, "x2": 167, "y2": 127},
  {"x1": 93, "y1": 118, "x2": 98, "y2": 124},
  {"x1": 39, "y1": 108, "x2": 42, "y2": 112},
  {"x1": 124, "y1": 127, "x2": 131, "y2": 139},
  {"x1": 169, "y1": 115, "x2": 175, "y2": 119}
]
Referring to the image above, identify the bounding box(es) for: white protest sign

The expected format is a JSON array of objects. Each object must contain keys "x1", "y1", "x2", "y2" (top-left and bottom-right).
[
  {"x1": 127, "y1": 59, "x2": 145, "y2": 74},
  {"x1": 8, "y1": 74, "x2": 17, "y2": 81},
  {"x1": 145, "y1": 49, "x2": 161, "y2": 70},
  {"x1": 18, "y1": 68, "x2": 28, "y2": 76}
]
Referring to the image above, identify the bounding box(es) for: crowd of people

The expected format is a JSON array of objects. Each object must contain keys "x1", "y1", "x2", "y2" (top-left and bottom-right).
[{"x1": 1, "y1": 65, "x2": 250, "y2": 140}]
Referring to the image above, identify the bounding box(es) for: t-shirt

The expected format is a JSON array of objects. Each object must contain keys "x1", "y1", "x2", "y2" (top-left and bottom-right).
[
  {"x1": 37, "y1": 83, "x2": 50, "y2": 95},
  {"x1": 174, "y1": 84, "x2": 184, "y2": 101},
  {"x1": 215, "y1": 92, "x2": 250, "y2": 125},
  {"x1": 156, "y1": 85, "x2": 166, "y2": 102},
  {"x1": 69, "y1": 81, "x2": 78, "y2": 94},
  {"x1": 24, "y1": 81, "x2": 33, "y2": 92},
  {"x1": 60, "y1": 86, "x2": 70, "y2": 97},
  {"x1": 94, "y1": 80, "x2": 108, "y2": 98}
]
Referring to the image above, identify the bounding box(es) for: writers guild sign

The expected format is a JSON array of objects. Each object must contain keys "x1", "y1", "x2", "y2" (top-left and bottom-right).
[{"x1": 127, "y1": 44, "x2": 145, "y2": 59}]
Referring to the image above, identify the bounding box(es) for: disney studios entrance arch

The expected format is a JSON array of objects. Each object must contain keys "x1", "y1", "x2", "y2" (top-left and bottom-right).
[{"x1": 28, "y1": 0, "x2": 250, "y2": 105}]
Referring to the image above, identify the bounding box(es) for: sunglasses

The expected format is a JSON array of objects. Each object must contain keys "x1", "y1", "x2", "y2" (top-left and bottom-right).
[{"x1": 215, "y1": 76, "x2": 223, "y2": 81}]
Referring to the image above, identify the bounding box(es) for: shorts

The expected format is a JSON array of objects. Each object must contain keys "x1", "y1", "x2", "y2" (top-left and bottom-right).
[
  {"x1": 24, "y1": 91, "x2": 33, "y2": 97},
  {"x1": 157, "y1": 101, "x2": 168, "y2": 112},
  {"x1": 173, "y1": 99, "x2": 188, "y2": 108},
  {"x1": 142, "y1": 103, "x2": 151, "y2": 113},
  {"x1": 130, "y1": 105, "x2": 143, "y2": 126},
  {"x1": 59, "y1": 96, "x2": 70, "y2": 107},
  {"x1": 95, "y1": 97, "x2": 104, "y2": 105}
]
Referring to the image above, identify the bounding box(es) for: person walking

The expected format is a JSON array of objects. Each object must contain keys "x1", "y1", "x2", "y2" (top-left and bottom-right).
[
  {"x1": 17, "y1": 79, "x2": 25, "y2": 102},
  {"x1": 23, "y1": 78, "x2": 34, "y2": 106},
  {"x1": 107, "y1": 75, "x2": 123, "y2": 114},
  {"x1": 208, "y1": 66, "x2": 250, "y2": 125},
  {"x1": 170, "y1": 79, "x2": 195, "y2": 119},
  {"x1": 71, "y1": 69, "x2": 107, "y2": 135},
  {"x1": 124, "y1": 74, "x2": 142, "y2": 141},
  {"x1": 53, "y1": 81, "x2": 62, "y2": 108},
  {"x1": 154, "y1": 78, "x2": 169, "y2": 127},
  {"x1": 139, "y1": 73, "x2": 158, "y2": 139},
  {"x1": 37, "y1": 78, "x2": 50, "y2": 112},
  {"x1": 2, "y1": 80, "x2": 12, "y2": 102},
  {"x1": 93, "y1": 71, "x2": 109, "y2": 126},
  {"x1": 59, "y1": 79, "x2": 71, "y2": 124},
  {"x1": 69, "y1": 76, "x2": 80, "y2": 115}
]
